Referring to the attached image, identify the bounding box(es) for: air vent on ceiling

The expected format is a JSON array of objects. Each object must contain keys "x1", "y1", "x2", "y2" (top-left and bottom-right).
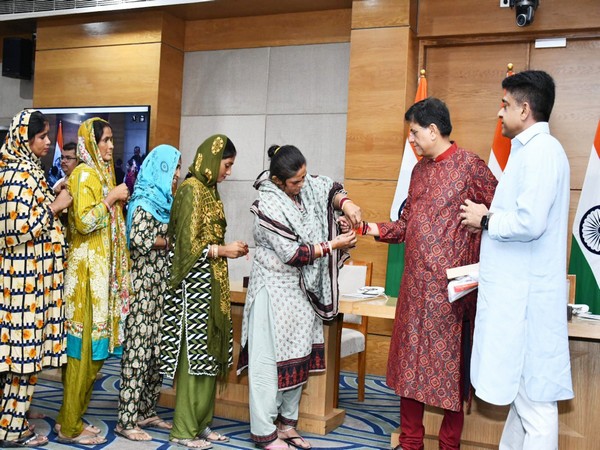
[{"x1": 0, "y1": 0, "x2": 211, "y2": 21}]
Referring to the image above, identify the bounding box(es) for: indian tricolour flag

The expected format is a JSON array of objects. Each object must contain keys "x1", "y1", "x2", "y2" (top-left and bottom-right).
[
  {"x1": 488, "y1": 64, "x2": 514, "y2": 180},
  {"x1": 569, "y1": 120, "x2": 600, "y2": 313},
  {"x1": 384, "y1": 71, "x2": 427, "y2": 296}
]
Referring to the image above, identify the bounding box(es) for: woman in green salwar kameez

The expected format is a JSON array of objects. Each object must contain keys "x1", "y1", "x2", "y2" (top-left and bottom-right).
[
  {"x1": 56, "y1": 118, "x2": 131, "y2": 446},
  {"x1": 159, "y1": 134, "x2": 249, "y2": 449}
]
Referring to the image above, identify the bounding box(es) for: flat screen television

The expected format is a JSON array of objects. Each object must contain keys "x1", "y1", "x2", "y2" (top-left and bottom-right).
[{"x1": 36, "y1": 105, "x2": 150, "y2": 187}]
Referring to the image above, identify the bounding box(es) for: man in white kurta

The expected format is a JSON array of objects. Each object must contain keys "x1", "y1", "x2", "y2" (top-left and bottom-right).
[{"x1": 460, "y1": 70, "x2": 573, "y2": 450}]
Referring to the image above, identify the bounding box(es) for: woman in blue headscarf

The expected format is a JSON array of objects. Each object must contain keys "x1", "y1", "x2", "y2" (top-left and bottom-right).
[{"x1": 116, "y1": 145, "x2": 181, "y2": 441}]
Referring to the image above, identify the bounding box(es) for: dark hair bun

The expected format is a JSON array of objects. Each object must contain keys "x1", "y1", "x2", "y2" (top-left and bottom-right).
[{"x1": 267, "y1": 145, "x2": 280, "y2": 159}]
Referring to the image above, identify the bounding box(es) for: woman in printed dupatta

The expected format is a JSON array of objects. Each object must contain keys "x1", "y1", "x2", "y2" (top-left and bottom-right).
[
  {"x1": 115, "y1": 145, "x2": 181, "y2": 441},
  {"x1": 160, "y1": 134, "x2": 248, "y2": 449},
  {"x1": 56, "y1": 118, "x2": 130, "y2": 446},
  {"x1": 238, "y1": 145, "x2": 361, "y2": 450},
  {"x1": 0, "y1": 110, "x2": 72, "y2": 448}
]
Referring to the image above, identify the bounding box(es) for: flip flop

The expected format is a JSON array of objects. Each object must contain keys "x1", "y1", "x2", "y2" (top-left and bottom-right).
[
  {"x1": 0, "y1": 432, "x2": 48, "y2": 448},
  {"x1": 53, "y1": 423, "x2": 101, "y2": 435},
  {"x1": 254, "y1": 440, "x2": 293, "y2": 449},
  {"x1": 137, "y1": 416, "x2": 173, "y2": 430},
  {"x1": 283, "y1": 436, "x2": 312, "y2": 449},
  {"x1": 114, "y1": 426, "x2": 152, "y2": 441},
  {"x1": 170, "y1": 437, "x2": 213, "y2": 449},
  {"x1": 56, "y1": 430, "x2": 107, "y2": 446}
]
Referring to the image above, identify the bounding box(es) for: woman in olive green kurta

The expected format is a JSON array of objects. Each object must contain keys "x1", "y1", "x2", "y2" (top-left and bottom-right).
[
  {"x1": 56, "y1": 118, "x2": 131, "y2": 445},
  {"x1": 160, "y1": 135, "x2": 249, "y2": 448}
]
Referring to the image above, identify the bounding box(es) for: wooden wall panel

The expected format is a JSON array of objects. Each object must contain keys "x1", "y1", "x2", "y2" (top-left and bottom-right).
[
  {"x1": 351, "y1": 0, "x2": 414, "y2": 30},
  {"x1": 424, "y1": 43, "x2": 529, "y2": 161},
  {"x1": 184, "y1": 9, "x2": 351, "y2": 51},
  {"x1": 35, "y1": 11, "x2": 168, "y2": 50},
  {"x1": 155, "y1": 44, "x2": 185, "y2": 148},
  {"x1": 345, "y1": 27, "x2": 412, "y2": 182},
  {"x1": 530, "y1": 39, "x2": 600, "y2": 190},
  {"x1": 419, "y1": 0, "x2": 600, "y2": 38},
  {"x1": 33, "y1": 44, "x2": 161, "y2": 108}
]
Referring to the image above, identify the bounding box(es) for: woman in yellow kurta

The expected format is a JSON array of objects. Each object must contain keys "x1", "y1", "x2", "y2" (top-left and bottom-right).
[
  {"x1": 0, "y1": 110, "x2": 72, "y2": 447},
  {"x1": 56, "y1": 118, "x2": 131, "y2": 445}
]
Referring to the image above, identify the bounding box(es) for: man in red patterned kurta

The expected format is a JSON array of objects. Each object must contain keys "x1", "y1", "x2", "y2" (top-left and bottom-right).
[{"x1": 362, "y1": 98, "x2": 497, "y2": 450}]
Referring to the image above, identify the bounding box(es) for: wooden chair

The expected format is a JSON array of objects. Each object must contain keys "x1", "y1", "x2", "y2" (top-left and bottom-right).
[{"x1": 334, "y1": 260, "x2": 373, "y2": 405}]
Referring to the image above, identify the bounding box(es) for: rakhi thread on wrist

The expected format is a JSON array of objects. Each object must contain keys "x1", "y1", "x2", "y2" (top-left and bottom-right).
[{"x1": 355, "y1": 221, "x2": 370, "y2": 235}]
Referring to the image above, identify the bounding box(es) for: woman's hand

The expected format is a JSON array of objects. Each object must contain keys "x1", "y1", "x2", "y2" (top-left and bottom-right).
[
  {"x1": 337, "y1": 216, "x2": 352, "y2": 233},
  {"x1": 331, "y1": 230, "x2": 357, "y2": 251},
  {"x1": 50, "y1": 188, "x2": 72, "y2": 214},
  {"x1": 222, "y1": 241, "x2": 249, "y2": 259},
  {"x1": 342, "y1": 201, "x2": 362, "y2": 228},
  {"x1": 105, "y1": 183, "x2": 130, "y2": 206}
]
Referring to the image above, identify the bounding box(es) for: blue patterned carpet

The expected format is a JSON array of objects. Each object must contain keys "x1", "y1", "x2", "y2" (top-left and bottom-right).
[{"x1": 26, "y1": 358, "x2": 399, "y2": 449}]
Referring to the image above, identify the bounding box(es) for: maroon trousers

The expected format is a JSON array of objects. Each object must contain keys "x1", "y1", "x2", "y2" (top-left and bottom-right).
[{"x1": 398, "y1": 397, "x2": 464, "y2": 450}]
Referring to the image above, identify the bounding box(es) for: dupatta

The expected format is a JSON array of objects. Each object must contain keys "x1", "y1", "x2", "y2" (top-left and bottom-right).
[
  {"x1": 77, "y1": 118, "x2": 131, "y2": 352},
  {"x1": 169, "y1": 134, "x2": 231, "y2": 377},
  {"x1": 126, "y1": 144, "x2": 181, "y2": 247}
]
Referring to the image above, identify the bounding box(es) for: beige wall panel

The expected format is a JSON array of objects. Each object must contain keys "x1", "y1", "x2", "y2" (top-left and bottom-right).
[
  {"x1": 184, "y1": 9, "x2": 351, "y2": 51},
  {"x1": 351, "y1": 0, "x2": 414, "y2": 29},
  {"x1": 155, "y1": 44, "x2": 184, "y2": 148},
  {"x1": 345, "y1": 27, "x2": 411, "y2": 181},
  {"x1": 345, "y1": 179, "x2": 398, "y2": 287},
  {"x1": 35, "y1": 11, "x2": 168, "y2": 50},
  {"x1": 424, "y1": 43, "x2": 529, "y2": 160},
  {"x1": 419, "y1": 0, "x2": 600, "y2": 38},
  {"x1": 529, "y1": 39, "x2": 600, "y2": 190}
]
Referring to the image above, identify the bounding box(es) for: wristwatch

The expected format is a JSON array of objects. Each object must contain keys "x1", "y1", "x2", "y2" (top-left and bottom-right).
[{"x1": 480, "y1": 213, "x2": 491, "y2": 230}]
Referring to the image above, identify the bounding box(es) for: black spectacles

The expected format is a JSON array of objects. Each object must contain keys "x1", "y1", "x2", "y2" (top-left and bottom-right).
[{"x1": 60, "y1": 156, "x2": 78, "y2": 162}]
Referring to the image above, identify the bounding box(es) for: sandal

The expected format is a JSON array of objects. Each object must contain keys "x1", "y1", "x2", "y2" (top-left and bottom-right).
[
  {"x1": 277, "y1": 426, "x2": 312, "y2": 450},
  {"x1": 137, "y1": 415, "x2": 173, "y2": 430},
  {"x1": 56, "y1": 429, "x2": 107, "y2": 446},
  {"x1": 0, "y1": 432, "x2": 48, "y2": 448},
  {"x1": 170, "y1": 437, "x2": 213, "y2": 449},
  {"x1": 114, "y1": 425, "x2": 152, "y2": 441},
  {"x1": 54, "y1": 423, "x2": 101, "y2": 435},
  {"x1": 199, "y1": 426, "x2": 230, "y2": 443},
  {"x1": 255, "y1": 437, "x2": 293, "y2": 449}
]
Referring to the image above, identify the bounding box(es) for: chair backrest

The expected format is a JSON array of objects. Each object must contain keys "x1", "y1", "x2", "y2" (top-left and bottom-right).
[{"x1": 339, "y1": 260, "x2": 373, "y2": 324}]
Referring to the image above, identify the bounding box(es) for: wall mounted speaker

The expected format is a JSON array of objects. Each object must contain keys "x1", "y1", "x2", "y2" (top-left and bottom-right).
[{"x1": 2, "y1": 38, "x2": 33, "y2": 80}]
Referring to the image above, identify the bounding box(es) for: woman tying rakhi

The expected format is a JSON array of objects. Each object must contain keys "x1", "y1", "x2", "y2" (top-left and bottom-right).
[{"x1": 238, "y1": 144, "x2": 361, "y2": 450}]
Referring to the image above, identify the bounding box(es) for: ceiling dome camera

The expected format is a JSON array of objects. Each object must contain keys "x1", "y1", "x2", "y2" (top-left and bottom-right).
[{"x1": 510, "y1": 0, "x2": 539, "y2": 27}]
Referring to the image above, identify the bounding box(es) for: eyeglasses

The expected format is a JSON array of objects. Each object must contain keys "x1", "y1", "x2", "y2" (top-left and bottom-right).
[{"x1": 60, "y1": 156, "x2": 78, "y2": 162}]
